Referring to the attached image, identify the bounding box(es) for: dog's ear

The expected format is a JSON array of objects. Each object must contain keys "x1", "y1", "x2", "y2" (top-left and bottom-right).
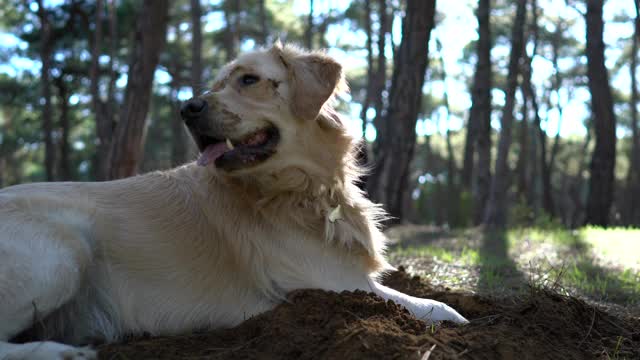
[{"x1": 274, "y1": 46, "x2": 343, "y2": 121}]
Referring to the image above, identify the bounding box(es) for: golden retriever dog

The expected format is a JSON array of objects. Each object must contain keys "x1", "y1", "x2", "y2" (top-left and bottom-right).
[{"x1": 0, "y1": 43, "x2": 466, "y2": 359}]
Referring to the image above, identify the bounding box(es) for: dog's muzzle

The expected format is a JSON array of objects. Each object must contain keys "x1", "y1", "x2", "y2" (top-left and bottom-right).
[
  {"x1": 180, "y1": 98, "x2": 208, "y2": 129},
  {"x1": 179, "y1": 97, "x2": 279, "y2": 170}
]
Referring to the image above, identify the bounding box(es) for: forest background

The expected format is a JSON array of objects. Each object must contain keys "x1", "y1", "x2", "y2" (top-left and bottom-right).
[{"x1": 0, "y1": 0, "x2": 638, "y2": 230}]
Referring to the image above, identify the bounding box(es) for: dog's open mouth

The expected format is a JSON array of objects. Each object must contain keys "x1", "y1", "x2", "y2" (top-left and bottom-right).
[{"x1": 195, "y1": 127, "x2": 279, "y2": 170}]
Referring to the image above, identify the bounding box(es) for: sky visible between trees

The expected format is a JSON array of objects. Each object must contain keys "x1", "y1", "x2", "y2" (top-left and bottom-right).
[
  {"x1": 0, "y1": 0, "x2": 638, "y2": 229},
  {"x1": 1, "y1": 0, "x2": 634, "y2": 140}
]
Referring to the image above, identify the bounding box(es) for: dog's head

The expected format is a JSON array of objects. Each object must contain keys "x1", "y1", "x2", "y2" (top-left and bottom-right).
[
  {"x1": 181, "y1": 44, "x2": 389, "y2": 272},
  {"x1": 181, "y1": 43, "x2": 352, "y2": 182}
]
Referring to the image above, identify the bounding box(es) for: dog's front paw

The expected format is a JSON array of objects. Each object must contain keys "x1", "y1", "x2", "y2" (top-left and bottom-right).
[
  {"x1": 2, "y1": 341, "x2": 97, "y2": 360},
  {"x1": 405, "y1": 297, "x2": 469, "y2": 324},
  {"x1": 59, "y1": 346, "x2": 97, "y2": 360}
]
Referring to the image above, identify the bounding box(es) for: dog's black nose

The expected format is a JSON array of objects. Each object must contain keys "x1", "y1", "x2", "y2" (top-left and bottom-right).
[{"x1": 180, "y1": 98, "x2": 208, "y2": 121}]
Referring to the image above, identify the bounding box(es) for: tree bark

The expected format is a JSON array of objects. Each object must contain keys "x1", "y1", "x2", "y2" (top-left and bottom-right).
[
  {"x1": 103, "y1": 0, "x2": 118, "y2": 169},
  {"x1": 91, "y1": 0, "x2": 110, "y2": 180},
  {"x1": 107, "y1": 0, "x2": 169, "y2": 180},
  {"x1": 571, "y1": 121, "x2": 593, "y2": 227},
  {"x1": 584, "y1": 0, "x2": 617, "y2": 226},
  {"x1": 366, "y1": 0, "x2": 437, "y2": 222},
  {"x1": 518, "y1": 0, "x2": 553, "y2": 214},
  {"x1": 191, "y1": 0, "x2": 203, "y2": 96},
  {"x1": 626, "y1": 0, "x2": 640, "y2": 225},
  {"x1": 371, "y1": 0, "x2": 390, "y2": 162},
  {"x1": 540, "y1": 21, "x2": 566, "y2": 219},
  {"x1": 305, "y1": 0, "x2": 314, "y2": 49},
  {"x1": 0, "y1": 157, "x2": 4, "y2": 188},
  {"x1": 360, "y1": 0, "x2": 374, "y2": 138},
  {"x1": 516, "y1": 88, "x2": 529, "y2": 201},
  {"x1": 464, "y1": 0, "x2": 493, "y2": 225},
  {"x1": 170, "y1": 0, "x2": 202, "y2": 166},
  {"x1": 54, "y1": 76, "x2": 72, "y2": 181},
  {"x1": 258, "y1": 0, "x2": 268, "y2": 45},
  {"x1": 523, "y1": 59, "x2": 552, "y2": 216},
  {"x1": 483, "y1": 0, "x2": 527, "y2": 227},
  {"x1": 223, "y1": 0, "x2": 239, "y2": 61},
  {"x1": 437, "y1": 39, "x2": 458, "y2": 225},
  {"x1": 529, "y1": 2, "x2": 554, "y2": 217},
  {"x1": 36, "y1": 0, "x2": 55, "y2": 181}
]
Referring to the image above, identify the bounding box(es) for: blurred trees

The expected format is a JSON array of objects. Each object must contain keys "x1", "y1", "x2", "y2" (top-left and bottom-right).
[
  {"x1": 463, "y1": 0, "x2": 492, "y2": 225},
  {"x1": 626, "y1": 0, "x2": 640, "y2": 225},
  {"x1": 0, "y1": 0, "x2": 638, "y2": 228},
  {"x1": 584, "y1": 0, "x2": 617, "y2": 226},
  {"x1": 367, "y1": 0, "x2": 436, "y2": 221},
  {"x1": 483, "y1": 0, "x2": 527, "y2": 227},
  {"x1": 107, "y1": 0, "x2": 169, "y2": 179}
]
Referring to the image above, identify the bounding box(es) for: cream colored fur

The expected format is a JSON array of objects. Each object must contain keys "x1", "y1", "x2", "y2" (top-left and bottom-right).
[{"x1": 0, "y1": 44, "x2": 466, "y2": 360}]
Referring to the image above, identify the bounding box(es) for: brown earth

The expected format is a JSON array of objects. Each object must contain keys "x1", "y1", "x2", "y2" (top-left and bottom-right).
[{"x1": 98, "y1": 268, "x2": 640, "y2": 360}]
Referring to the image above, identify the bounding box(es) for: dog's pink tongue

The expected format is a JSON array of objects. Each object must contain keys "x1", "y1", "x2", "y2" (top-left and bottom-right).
[{"x1": 197, "y1": 142, "x2": 231, "y2": 166}]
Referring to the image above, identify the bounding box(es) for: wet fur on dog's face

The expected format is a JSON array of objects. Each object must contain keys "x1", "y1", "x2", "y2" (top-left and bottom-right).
[{"x1": 184, "y1": 43, "x2": 352, "y2": 182}]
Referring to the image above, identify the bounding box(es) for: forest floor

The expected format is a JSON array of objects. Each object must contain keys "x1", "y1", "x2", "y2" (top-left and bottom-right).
[{"x1": 98, "y1": 226, "x2": 640, "y2": 359}]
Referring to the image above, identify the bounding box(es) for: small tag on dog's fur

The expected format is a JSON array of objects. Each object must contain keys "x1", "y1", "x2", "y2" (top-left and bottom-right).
[{"x1": 328, "y1": 205, "x2": 342, "y2": 223}]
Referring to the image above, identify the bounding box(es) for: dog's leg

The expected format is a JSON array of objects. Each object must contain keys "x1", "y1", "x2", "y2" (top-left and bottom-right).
[
  {"x1": 0, "y1": 216, "x2": 97, "y2": 359},
  {"x1": 0, "y1": 342, "x2": 96, "y2": 360},
  {"x1": 367, "y1": 278, "x2": 468, "y2": 324}
]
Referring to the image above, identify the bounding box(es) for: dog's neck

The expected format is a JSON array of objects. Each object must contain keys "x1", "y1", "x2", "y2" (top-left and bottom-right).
[{"x1": 218, "y1": 162, "x2": 390, "y2": 273}]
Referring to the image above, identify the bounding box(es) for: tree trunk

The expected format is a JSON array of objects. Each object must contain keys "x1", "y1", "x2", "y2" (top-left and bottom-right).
[
  {"x1": 107, "y1": 0, "x2": 169, "y2": 180},
  {"x1": 523, "y1": 57, "x2": 552, "y2": 216},
  {"x1": 366, "y1": 0, "x2": 437, "y2": 222},
  {"x1": 305, "y1": 0, "x2": 314, "y2": 49},
  {"x1": 191, "y1": 0, "x2": 203, "y2": 96},
  {"x1": 516, "y1": 89, "x2": 529, "y2": 201},
  {"x1": 584, "y1": 0, "x2": 617, "y2": 226},
  {"x1": 528, "y1": 1, "x2": 554, "y2": 217},
  {"x1": 540, "y1": 22, "x2": 566, "y2": 218},
  {"x1": 372, "y1": 0, "x2": 393, "y2": 159},
  {"x1": 465, "y1": 0, "x2": 493, "y2": 225},
  {"x1": 55, "y1": 76, "x2": 72, "y2": 181},
  {"x1": 483, "y1": 0, "x2": 527, "y2": 227},
  {"x1": 360, "y1": 0, "x2": 374, "y2": 138},
  {"x1": 626, "y1": 0, "x2": 640, "y2": 225},
  {"x1": 36, "y1": 0, "x2": 55, "y2": 181},
  {"x1": 104, "y1": 0, "x2": 118, "y2": 172},
  {"x1": 91, "y1": 0, "x2": 110, "y2": 180},
  {"x1": 0, "y1": 157, "x2": 4, "y2": 188},
  {"x1": 171, "y1": 81, "x2": 189, "y2": 166},
  {"x1": 371, "y1": 0, "x2": 389, "y2": 161},
  {"x1": 258, "y1": 0, "x2": 268, "y2": 45},
  {"x1": 461, "y1": 0, "x2": 493, "y2": 190},
  {"x1": 572, "y1": 122, "x2": 593, "y2": 227},
  {"x1": 521, "y1": 0, "x2": 548, "y2": 213},
  {"x1": 437, "y1": 39, "x2": 458, "y2": 226},
  {"x1": 223, "y1": 0, "x2": 239, "y2": 61},
  {"x1": 171, "y1": 0, "x2": 202, "y2": 166}
]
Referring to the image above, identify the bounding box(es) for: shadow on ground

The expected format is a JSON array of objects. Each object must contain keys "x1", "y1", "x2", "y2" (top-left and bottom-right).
[
  {"x1": 386, "y1": 225, "x2": 640, "y2": 315},
  {"x1": 477, "y1": 229, "x2": 528, "y2": 294}
]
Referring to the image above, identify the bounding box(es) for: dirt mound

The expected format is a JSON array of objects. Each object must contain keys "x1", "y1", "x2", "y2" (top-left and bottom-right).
[{"x1": 99, "y1": 268, "x2": 640, "y2": 360}]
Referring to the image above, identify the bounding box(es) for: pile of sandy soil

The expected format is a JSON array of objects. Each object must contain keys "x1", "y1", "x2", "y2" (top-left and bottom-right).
[{"x1": 99, "y1": 268, "x2": 639, "y2": 359}]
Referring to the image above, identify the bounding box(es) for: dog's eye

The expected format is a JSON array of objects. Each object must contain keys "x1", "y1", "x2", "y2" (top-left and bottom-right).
[{"x1": 240, "y1": 74, "x2": 260, "y2": 86}]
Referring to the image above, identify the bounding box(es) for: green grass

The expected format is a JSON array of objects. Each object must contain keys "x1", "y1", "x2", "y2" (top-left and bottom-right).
[
  {"x1": 392, "y1": 245, "x2": 480, "y2": 266},
  {"x1": 387, "y1": 226, "x2": 640, "y2": 309}
]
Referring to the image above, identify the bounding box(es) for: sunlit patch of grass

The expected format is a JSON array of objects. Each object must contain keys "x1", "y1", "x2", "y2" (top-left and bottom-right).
[
  {"x1": 580, "y1": 227, "x2": 640, "y2": 270},
  {"x1": 387, "y1": 225, "x2": 640, "y2": 310},
  {"x1": 506, "y1": 227, "x2": 582, "y2": 248},
  {"x1": 392, "y1": 245, "x2": 480, "y2": 266},
  {"x1": 548, "y1": 258, "x2": 640, "y2": 304}
]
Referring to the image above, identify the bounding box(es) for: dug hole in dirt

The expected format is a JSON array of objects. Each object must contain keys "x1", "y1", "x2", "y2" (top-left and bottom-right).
[{"x1": 99, "y1": 267, "x2": 640, "y2": 360}]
